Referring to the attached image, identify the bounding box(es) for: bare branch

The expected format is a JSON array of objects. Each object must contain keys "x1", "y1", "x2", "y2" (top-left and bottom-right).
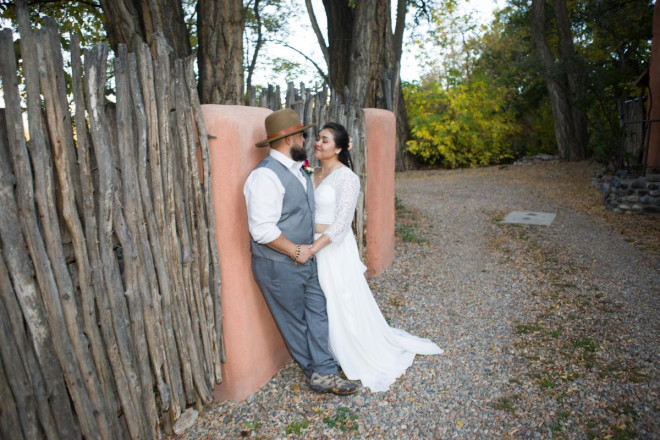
[
  {"x1": 246, "y1": 0, "x2": 263, "y2": 95},
  {"x1": 270, "y1": 38, "x2": 329, "y2": 86},
  {"x1": 393, "y1": 0, "x2": 406, "y2": 62},
  {"x1": 304, "y1": 0, "x2": 329, "y2": 67}
]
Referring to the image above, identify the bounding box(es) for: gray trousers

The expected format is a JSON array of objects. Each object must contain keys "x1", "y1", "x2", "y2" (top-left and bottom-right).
[{"x1": 251, "y1": 255, "x2": 338, "y2": 378}]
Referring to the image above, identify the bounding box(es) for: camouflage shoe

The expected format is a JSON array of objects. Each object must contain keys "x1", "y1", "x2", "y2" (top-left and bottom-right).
[{"x1": 308, "y1": 372, "x2": 359, "y2": 395}]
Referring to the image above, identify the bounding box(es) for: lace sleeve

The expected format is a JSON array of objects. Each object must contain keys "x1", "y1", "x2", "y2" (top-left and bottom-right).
[{"x1": 323, "y1": 168, "x2": 360, "y2": 243}]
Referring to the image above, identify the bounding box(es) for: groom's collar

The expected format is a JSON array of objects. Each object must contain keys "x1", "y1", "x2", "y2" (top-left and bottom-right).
[{"x1": 270, "y1": 149, "x2": 303, "y2": 170}]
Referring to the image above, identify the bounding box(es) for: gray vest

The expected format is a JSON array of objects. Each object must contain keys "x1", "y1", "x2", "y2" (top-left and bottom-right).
[{"x1": 250, "y1": 155, "x2": 315, "y2": 263}]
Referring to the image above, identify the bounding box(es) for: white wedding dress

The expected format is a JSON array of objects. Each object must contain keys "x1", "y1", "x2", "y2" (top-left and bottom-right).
[{"x1": 314, "y1": 166, "x2": 443, "y2": 392}]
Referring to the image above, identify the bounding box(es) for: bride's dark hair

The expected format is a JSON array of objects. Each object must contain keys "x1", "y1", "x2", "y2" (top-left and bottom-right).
[{"x1": 322, "y1": 122, "x2": 353, "y2": 170}]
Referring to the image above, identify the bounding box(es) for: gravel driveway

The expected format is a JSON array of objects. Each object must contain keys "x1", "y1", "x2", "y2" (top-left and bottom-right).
[{"x1": 175, "y1": 162, "x2": 659, "y2": 439}]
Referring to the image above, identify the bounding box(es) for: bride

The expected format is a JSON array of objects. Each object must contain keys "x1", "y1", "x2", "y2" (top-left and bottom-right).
[{"x1": 309, "y1": 122, "x2": 443, "y2": 392}]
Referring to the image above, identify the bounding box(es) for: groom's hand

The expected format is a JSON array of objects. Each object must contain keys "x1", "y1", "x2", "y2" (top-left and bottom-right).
[{"x1": 296, "y1": 245, "x2": 314, "y2": 264}]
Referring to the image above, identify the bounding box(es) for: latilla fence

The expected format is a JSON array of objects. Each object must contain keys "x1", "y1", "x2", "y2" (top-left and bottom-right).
[
  {"x1": 0, "y1": 5, "x2": 369, "y2": 440},
  {"x1": 0, "y1": 10, "x2": 223, "y2": 439}
]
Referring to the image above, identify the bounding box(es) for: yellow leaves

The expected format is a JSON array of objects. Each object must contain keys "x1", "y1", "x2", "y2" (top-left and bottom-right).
[
  {"x1": 456, "y1": 420, "x2": 464, "y2": 428},
  {"x1": 403, "y1": 76, "x2": 518, "y2": 169}
]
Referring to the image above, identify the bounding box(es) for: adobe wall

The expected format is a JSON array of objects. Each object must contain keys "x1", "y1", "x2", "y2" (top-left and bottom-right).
[
  {"x1": 202, "y1": 105, "x2": 396, "y2": 401},
  {"x1": 203, "y1": 105, "x2": 290, "y2": 402},
  {"x1": 364, "y1": 108, "x2": 396, "y2": 278}
]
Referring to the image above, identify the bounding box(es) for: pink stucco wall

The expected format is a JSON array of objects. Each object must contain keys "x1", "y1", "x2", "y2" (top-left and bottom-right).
[
  {"x1": 202, "y1": 105, "x2": 396, "y2": 401},
  {"x1": 202, "y1": 105, "x2": 290, "y2": 402},
  {"x1": 364, "y1": 109, "x2": 396, "y2": 278}
]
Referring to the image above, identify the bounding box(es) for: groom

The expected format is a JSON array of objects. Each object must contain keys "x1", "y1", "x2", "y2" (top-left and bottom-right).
[{"x1": 243, "y1": 108, "x2": 359, "y2": 395}]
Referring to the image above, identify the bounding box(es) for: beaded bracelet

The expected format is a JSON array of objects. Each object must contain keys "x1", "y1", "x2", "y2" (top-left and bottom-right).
[{"x1": 290, "y1": 244, "x2": 300, "y2": 265}]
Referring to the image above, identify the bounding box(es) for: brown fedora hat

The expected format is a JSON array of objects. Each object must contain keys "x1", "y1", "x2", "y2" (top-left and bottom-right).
[{"x1": 256, "y1": 108, "x2": 316, "y2": 147}]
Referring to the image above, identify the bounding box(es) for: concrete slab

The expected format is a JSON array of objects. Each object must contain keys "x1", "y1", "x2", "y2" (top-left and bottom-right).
[{"x1": 500, "y1": 211, "x2": 556, "y2": 226}]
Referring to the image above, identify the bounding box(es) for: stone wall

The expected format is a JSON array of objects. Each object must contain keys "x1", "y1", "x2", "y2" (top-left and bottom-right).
[{"x1": 596, "y1": 171, "x2": 660, "y2": 214}]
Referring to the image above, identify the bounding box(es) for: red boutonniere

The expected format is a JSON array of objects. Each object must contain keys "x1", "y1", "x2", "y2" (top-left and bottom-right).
[{"x1": 302, "y1": 159, "x2": 314, "y2": 175}]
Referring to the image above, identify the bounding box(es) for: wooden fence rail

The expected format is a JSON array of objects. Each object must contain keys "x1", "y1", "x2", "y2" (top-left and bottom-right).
[{"x1": 0, "y1": 5, "x2": 223, "y2": 438}]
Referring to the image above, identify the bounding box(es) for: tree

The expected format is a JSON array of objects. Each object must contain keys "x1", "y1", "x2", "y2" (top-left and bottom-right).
[
  {"x1": 577, "y1": 0, "x2": 653, "y2": 166},
  {"x1": 474, "y1": 1, "x2": 556, "y2": 157},
  {"x1": 243, "y1": 0, "x2": 313, "y2": 98},
  {"x1": 404, "y1": 73, "x2": 518, "y2": 168},
  {"x1": 99, "y1": 0, "x2": 245, "y2": 105},
  {"x1": 196, "y1": 0, "x2": 244, "y2": 104},
  {"x1": 1, "y1": 0, "x2": 245, "y2": 104},
  {"x1": 531, "y1": 0, "x2": 589, "y2": 161},
  {"x1": 398, "y1": 0, "x2": 652, "y2": 168},
  {"x1": 412, "y1": 0, "x2": 480, "y2": 88},
  {"x1": 0, "y1": 0, "x2": 107, "y2": 48},
  {"x1": 98, "y1": 0, "x2": 244, "y2": 104},
  {"x1": 98, "y1": 0, "x2": 191, "y2": 58},
  {"x1": 306, "y1": 0, "x2": 414, "y2": 170}
]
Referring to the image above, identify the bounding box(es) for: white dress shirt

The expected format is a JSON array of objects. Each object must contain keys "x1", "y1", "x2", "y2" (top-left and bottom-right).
[{"x1": 243, "y1": 149, "x2": 307, "y2": 244}]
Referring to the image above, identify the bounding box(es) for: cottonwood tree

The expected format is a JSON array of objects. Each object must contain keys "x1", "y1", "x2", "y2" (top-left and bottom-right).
[
  {"x1": 531, "y1": 0, "x2": 589, "y2": 161},
  {"x1": 306, "y1": 0, "x2": 416, "y2": 170},
  {"x1": 99, "y1": 0, "x2": 244, "y2": 104},
  {"x1": 1, "y1": 0, "x2": 245, "y2": 104},
  {"x1": 99, "y1": 0, "x2": 191, "y2": 59},
  {"x1": 196, "y1": 0, "x2": 244, "y2": 104}
]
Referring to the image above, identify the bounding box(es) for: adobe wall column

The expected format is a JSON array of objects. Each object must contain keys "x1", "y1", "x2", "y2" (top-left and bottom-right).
[
  {"x1": 648, "y1": 2, "x2": 660, "y2": 172},
  {"x1": 364, "y1": 109, "x2": 396, "y2": 278},
  {"x1": 202, "y1": 105, "x2": 290, "y2": 401}
]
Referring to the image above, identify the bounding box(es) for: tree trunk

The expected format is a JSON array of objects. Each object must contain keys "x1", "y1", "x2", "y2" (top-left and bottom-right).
[
  {"x1": 245, "y1": 0, "x2": 263, "y2": 99},
  {"x1": 531, "y1": 0, "x2": 589, "y2": 161},
  {"x1": 321, "y1": 0, "x2": 353, "y2": 100},
  {"x1": 349, "y1": 0, "x2": 390, "y2": 108},
  {"x1": 197, "y1": 0, "x2": 245, "y2": 104},
  {"x1": 99, "y1": 0, "x2": 191, "y2": 58},
  {"x1": 315, "y1": 0, "x2": 411, "y2": 169},
  {"x1": 553, "y1": 0, "x2": 589, "y2": 160}
]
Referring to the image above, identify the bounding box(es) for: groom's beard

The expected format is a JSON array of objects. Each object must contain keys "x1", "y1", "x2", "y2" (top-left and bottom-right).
[{"x1": 291, "y1": 145, "x2": 307, "y2": 162}]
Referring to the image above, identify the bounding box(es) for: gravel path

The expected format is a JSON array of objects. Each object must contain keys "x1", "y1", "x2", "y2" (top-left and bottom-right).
[{"x1": 174, "y1": 162, "x2": 659, "y2": 439}]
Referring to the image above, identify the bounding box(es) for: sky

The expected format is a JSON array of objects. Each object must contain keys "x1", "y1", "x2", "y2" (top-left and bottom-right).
[
  {"x1": 252, "y1": 0, "x2": 504, "y2": 87},
  {"x1": 400, "y1": 0, "x2": 504, "y2": 81}
]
